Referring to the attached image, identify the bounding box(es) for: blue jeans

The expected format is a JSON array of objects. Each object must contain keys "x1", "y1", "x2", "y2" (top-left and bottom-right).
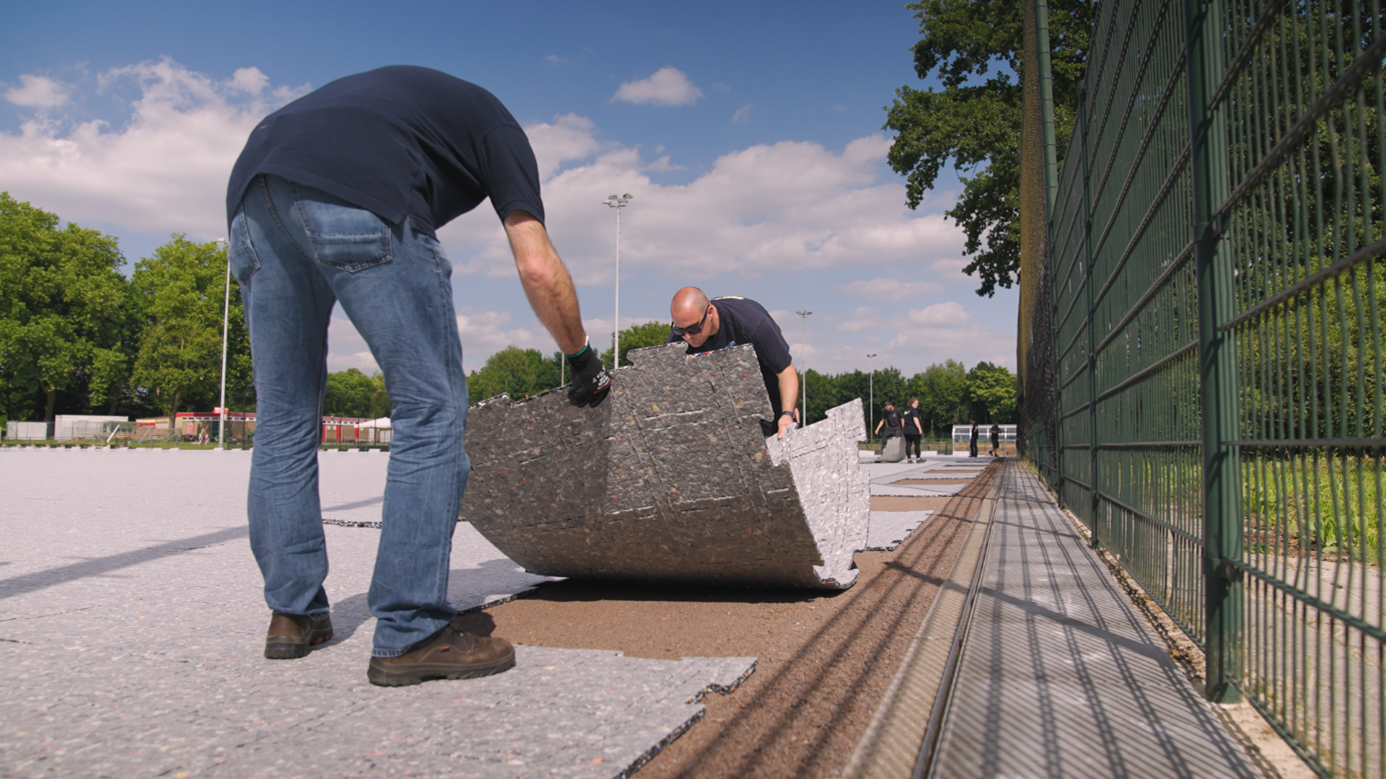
[{"x1": 229, "y1": 174, "x2": 469, "y2": 657}]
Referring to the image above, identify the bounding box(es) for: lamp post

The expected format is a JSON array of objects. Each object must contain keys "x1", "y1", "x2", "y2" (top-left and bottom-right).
[
  {"x1": 867, "y1": 352, "x2": 878, "y2": 441},
  {"x1": 216, "y1": 237, "x2": 230, "y2": 449},
  {"x1": 602, "y1": 193, "x2": 633, "y2": 366},
  {"x1": 795, "y1": 310, "x2": 812, "y2": 425}
]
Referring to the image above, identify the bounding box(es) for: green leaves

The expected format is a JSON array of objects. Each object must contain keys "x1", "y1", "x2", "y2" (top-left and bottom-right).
[
  {"x1": 130, "y1": 235, "x2": 246, "y2": 420},
  {"x1": 0, "y1": 193, "x2": 128, "y2": 421},
  {"x1": 467, "y1": 347, "x2": 563, "y2": 405},
  {"x1": 885, "y1": 0, "x2": 1090, "y2": 297}
]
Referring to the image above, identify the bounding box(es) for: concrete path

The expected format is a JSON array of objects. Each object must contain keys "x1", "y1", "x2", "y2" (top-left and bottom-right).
[
  {"x1": 928, "y1": 460, "x2": 1258, "y2": 778},
  {"x1": 0, "y1": 449, "x2": 752, "y2": 778}
]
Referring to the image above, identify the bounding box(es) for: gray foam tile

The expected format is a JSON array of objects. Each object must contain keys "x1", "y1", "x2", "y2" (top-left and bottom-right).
[
  {"x1": 0, "y1": 449, "x2": 759, "y2": 779},
  {"x1": 460, "y1": 343, "x2": 870, "y2": 589},
  {"x1": 866, "y1": 510, "x2": 935, "y2": 551},
  {"x1": 0, "y1": 642, "x2": 753, "y2": 779}
]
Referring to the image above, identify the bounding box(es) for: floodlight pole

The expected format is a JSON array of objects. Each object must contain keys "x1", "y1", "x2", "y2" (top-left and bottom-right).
[
  {"x1": 867, "y1": 352, "x2": 877, "y2": 441},
  {"x1": 216, "y1": 238, "x2": 230, "y2": 449},
  {"x1": 602, "y1": 194, "x2": 633, "y2": 366},
  {"x1": 795, "y1": 311, "x2": 812, "y2": 424}
]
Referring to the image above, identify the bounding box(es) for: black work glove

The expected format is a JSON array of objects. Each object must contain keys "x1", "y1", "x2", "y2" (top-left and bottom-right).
[{"x1": 566, "y1": 342, "x2": 611, "y2": 407}]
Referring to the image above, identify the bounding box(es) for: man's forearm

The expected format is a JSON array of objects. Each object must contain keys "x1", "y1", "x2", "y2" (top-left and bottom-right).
[
  {"x1": 777, "y1": 365, "x2": 799, "y2": 413},
  {"x1": 504, "y1": 211, "x2": 586, "y2": 354}
]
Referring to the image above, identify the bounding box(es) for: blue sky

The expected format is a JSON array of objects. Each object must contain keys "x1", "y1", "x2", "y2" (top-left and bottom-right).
[{"x1": 1, "y1": 0, "x2": 1018, "y2": 378}]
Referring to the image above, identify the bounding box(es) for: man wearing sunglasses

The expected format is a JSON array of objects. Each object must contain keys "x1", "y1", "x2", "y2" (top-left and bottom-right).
[{"x1": 667, "y1": 287, "x2": 799, "y2": 439}]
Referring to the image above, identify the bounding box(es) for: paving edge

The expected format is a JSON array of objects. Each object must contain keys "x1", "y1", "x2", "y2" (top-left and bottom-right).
[{"x1": 842, "y1": 460, "x2": 1004, "y2": 779}]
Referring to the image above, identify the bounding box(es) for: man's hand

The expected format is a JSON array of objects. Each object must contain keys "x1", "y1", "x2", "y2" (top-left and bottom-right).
[
  {"x1": 776, "y1": 410, "x2": 797, "y2": 439},
  {"x1": 566, "y1": 343, "x2": 611, "y2": 407}
]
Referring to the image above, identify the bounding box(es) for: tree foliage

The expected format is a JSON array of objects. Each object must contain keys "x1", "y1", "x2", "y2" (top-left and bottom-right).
[
  {"x1": 324, "y1": 368, "x2": 391, "y2": 419},
  {"x1": 800, "y1": 359, "x2": 1015, "y2": 437},
  {"x1": 130, "y1": 235, "x2": 247, "y2": 424},
  {"x1": 467, "y1": 346, "x2": 562, "y2": 405},
  {"x1": 884, "y1": 0, "x2": 1090, "y2": 296},
  {"x1": 601, "y1": 321, "x2": 674, "y2": 368},
  {"x1": 0, "y1": 193, "x2": 128, "y2": 423}
]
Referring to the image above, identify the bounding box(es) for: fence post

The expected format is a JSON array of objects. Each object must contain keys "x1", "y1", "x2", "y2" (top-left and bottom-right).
[{"x1": 1183, "y1": 0, "x2": 1242, "y2": 704}]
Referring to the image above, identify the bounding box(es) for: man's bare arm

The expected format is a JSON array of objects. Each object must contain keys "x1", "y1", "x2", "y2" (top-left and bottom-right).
[
  {"x1": 775, "y1": 364, "x2": 799, "y2": 439},
  {"x1": 503, "y1": 210, "x2": 586, "y2": 354}
]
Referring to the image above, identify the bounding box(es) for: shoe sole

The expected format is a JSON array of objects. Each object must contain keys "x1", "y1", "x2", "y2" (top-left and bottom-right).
[
  {"x1": 264, "y1": 628, "x2": 333, "y2": 660},
  {"x1": 367, "y1": 649, "x2": 517, "y2": 687}
]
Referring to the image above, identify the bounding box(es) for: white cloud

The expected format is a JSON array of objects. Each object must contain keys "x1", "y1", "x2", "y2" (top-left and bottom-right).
[
  {"x1": 3, "y1": 74, "x2": 70, "y2": 109},
  {"x1": 326, "y1": 316, "x2": 380, "y2": 374},
  {"x1": 732, "y1": 103, "x2": 753, "y2": 123},
  {"x1": 543, "y1": 55, "x2": 567, "y2": 65},
  {"x1": 611, "y1": 67, "x2": 703, "y2": 106},
  {"x1": 927, "y1": 258, "x2": 973, "y2": 284},
  {"x1": 0, "y1": 58, "x2": 308, "y2": 239},
  {"x1": 908, "y1": 301, "x2": 971, "y2": 326},
  {"x1": 842, "y1": 278, "x2": 941, "y2": 302},
  {"x1": 436, "y1": 128, "x2": 965, "y2": 288}
]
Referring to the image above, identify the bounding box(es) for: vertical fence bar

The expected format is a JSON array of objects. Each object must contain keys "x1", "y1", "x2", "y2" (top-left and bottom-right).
[{"x1": 1184, "y1": 0, "x2": 1243, "y2": 704}]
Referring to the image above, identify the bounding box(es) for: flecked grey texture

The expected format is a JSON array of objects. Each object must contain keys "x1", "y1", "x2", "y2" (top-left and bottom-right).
[
  {"x1": 879, "y1": 436, "x2": 905, "y2": 463},
  {"x1": 0, "y1": 449, "x2": 756, "y2": 778},
  {"x1": 865, "y1": 510, "x2": 935, "y2": 551},
  {"x1": 766, "y1": 399, "x2": 870, "y2": 587},
  {"x1": 460, "y1": 343, "x2": 870, "y2": 589},
  {"x1": 860, "y1": 457, "x2": 992, "y2": 498}
]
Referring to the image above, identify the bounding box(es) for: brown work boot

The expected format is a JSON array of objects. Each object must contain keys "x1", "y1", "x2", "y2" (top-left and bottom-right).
[
  {"x1": 367, "y1": 622, "x2": 515, "y2": 687},
  {"x1": 264, "y1": 611, "x2": 333, "y2": 659}
]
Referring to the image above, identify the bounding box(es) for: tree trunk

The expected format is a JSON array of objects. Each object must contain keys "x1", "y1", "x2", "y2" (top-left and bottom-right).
[
  {"x1": 169, "y1": 390, "x2": 181, "y2": 442},
  {"x1": 44, "y1": 388, "x2": 56, "y2": 439}
]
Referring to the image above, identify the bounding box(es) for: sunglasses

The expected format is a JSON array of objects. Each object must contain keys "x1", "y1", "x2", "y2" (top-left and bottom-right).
[{"x1": 671, "y1": 305, "x2": 711, "y2": 337}]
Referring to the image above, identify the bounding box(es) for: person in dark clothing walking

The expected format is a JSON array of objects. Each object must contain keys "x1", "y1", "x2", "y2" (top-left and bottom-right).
[
  {"x1": 990, "y1": 422, "x2": 1002, "y2": 457},
  {"x1": 969, "y1": 419, "x2": 979, "y2": 457},
  {"x1": 902, "y1": 398, "x2": 924, "y2": 462},
  {"x1": 875, "y1": 400, "x2": 903, "y2": 446}
]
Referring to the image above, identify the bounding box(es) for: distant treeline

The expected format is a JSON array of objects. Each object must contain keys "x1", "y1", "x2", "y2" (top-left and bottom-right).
[{"x1": 461, "y1": 322, "x2": 1017, "y2": 438}]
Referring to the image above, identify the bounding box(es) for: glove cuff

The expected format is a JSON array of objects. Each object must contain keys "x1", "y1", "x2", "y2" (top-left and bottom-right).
[{"x1": 567, "y1": 339, "x2": 598, "y2": 370}]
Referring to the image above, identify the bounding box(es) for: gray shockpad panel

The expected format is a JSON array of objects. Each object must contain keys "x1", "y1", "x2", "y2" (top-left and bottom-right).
[
  {"x1": 460, "y1": 343, "x2": 870, "y2": 589},
  {"x1": 866, "y1": 510, "x2": 935, "y2": 551}
]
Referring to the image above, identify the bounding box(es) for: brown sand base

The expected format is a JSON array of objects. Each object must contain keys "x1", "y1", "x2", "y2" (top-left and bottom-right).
[
  {"x1": 871, "y1": 495, "x2": 952, "y2": 512},
  {"x1": 459, "y1": 463, "x2": 999, "y2": 778}
]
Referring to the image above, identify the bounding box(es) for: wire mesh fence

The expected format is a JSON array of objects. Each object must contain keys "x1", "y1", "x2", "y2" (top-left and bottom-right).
[{"x1": 1019, "y1": 0, "x2": 1385, "y2": 774}]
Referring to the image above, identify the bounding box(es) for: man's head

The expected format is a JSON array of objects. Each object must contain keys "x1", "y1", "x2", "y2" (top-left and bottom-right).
[
  {"x1": 671, "y1": 287, "x2": 716, "y2": 348},
  {"x1": 885, "y1": 400, "x2": 895, "y2": 410}
]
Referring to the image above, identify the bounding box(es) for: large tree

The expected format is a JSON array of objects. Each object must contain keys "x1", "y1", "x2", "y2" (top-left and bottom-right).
[
  {"x1": 324, "y1": 368, "x2": 391, "y2": 419},
  {"x1": 131, "y1": 236, "x2": 245, "y2": 427},
  {"x1": 0, "y1": 193, "x2": 128, "y2": 423},
  {"x1": 884, "y1": 0, "x2": 1090, "y2": 296},
  {"x1": 467, "y1": 346, "x2": 562, "y2": 405},
  {"x1": 600, "y1": 321, "x2": 675, "y2": 368}
]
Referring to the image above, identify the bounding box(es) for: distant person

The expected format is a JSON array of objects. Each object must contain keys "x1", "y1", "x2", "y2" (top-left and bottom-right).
[
  {"x1": 990, "y1": 422, "x2": 1002, "y2": 457},
  {"x1": 225, "y1": 66, "x2": 611, "y2": 688},
  {"x1": 969, "y1": 419, "x2": 979, "y2": 457},
  {"x1": 875, "y1": 400, "x2": 903, "y2": 448},
  {"x1": 902, "y1": 398, "x2": 924, "y2": 463},
  {"x1": 667, "y1": 288, "x2": 799, "y2": 439}
]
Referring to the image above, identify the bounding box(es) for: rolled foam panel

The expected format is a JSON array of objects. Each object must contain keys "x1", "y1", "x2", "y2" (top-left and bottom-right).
[{"x1": 460, "y1": 342, "x2": 870, "y2": 589}]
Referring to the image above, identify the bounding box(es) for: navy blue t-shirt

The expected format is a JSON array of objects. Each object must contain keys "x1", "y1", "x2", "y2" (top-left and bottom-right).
[
  {"x1": 667, "y1": 296, "x2": 795, "y2": 413},
  {"x1": 226, "y1": 66, "x2": 543, "y2": 238}
]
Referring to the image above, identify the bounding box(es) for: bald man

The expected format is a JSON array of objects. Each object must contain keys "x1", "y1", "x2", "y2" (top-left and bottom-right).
[{"x1": 667, "y1": 287, "x2": 799, "y2": 438}]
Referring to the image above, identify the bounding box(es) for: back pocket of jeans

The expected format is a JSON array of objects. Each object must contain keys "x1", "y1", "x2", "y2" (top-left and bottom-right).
[{"x1": 293, "y1": 187, "x2": 393, "y2": 272}]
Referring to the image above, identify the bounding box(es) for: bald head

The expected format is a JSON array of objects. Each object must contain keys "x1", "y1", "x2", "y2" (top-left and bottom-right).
[{"x1": 671, "y1": 287, "x2": 709, "y2": 322}]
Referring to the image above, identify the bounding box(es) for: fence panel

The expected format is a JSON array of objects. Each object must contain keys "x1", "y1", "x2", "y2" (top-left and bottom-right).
[{"x1": 1021, "y1": 0, "x2": 1385, "y2": 774}]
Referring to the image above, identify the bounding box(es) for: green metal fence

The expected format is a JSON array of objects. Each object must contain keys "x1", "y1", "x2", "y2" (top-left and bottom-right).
[{"x1": 1020, "y1": 0, "x2": 1385, "y2": 774}]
